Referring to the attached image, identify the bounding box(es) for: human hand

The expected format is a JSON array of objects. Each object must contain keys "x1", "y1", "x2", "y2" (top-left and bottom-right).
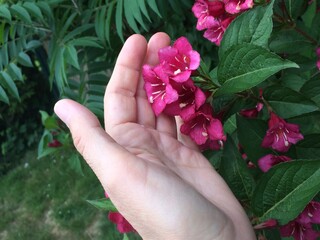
[{"x1": 54, "y1": 33, "x2": 255, "y2": 240}]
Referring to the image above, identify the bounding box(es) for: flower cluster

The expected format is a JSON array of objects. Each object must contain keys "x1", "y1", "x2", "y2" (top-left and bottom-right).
[
  {"x1": 255, "y1": 202, "x2": 320, "y2": 240},
  {"x1": 192, "y1": 0, "x2": 253, "y2": 45},
  {"x1": 104, "y1": 192, "x2": 135, "y2": 233},
  {"x1": 142, "y1": 37, "x2": 226, "y2": 150},
  {"x1": 280, "y1": 201, "x2": 320, "y2": 240},
  {"x1": 254, "y1": 113, "x2": 316, "y2": 240}
]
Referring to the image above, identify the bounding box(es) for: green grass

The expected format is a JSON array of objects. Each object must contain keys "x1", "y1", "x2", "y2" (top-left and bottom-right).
[{"x1": 0, "y1": 149, "x2": 138, "y2": 240}]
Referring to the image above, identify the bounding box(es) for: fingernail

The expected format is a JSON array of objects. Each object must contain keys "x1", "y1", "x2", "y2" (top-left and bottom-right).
[{"x1": 54, "y1": 100, "x2": 70, "y2": 127}]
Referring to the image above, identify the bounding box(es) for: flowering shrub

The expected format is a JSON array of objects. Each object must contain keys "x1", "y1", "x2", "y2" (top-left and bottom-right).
[
  {"x1": 139, "y1": 0, "x2": 320, "y2": 239},
  {"x1": 6, "y1": 0, "x2": 317, "y2": 239}
]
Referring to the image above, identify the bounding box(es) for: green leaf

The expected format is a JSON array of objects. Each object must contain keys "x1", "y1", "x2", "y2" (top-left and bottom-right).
[
  {"x1": 137, "y1": 0, "x2": 151, "y2": 22},
  {"x1": 203, "y1": 149, "x2": 223, "y2": 170},
  {"x1": 59, "y1": 12, "x2": 77, "y2": 39},
  {"x1": 224, "y1": 114, "x2": 237, "y2": 134},
  {"x1": 95, "y1": 5, "x2": 107, "y2": 42},
  {"x1": 146, "y1": 0, "x2": 161, "y2": 17},
  {"x1": 220, "y1": 137, "x2": 255, "y2": 202},
  {"x1": 10, "y1": 4, "x2": 32, "y2": 24},
  {"x1": 39, "y1": 110, "x2": 49, "y2": 126},
  {"x1": 0, "y1": 85, "x2": 9, "y2": 104},
  {"x1": 124, "y1": 0, "x2": 140, "y2": 33},
  {"x1": 168, "y1": 0, "x2": 184, "y2": 16},
  {"x1": 215, "y1": 44, "x2": 299, "y2": 96},
  {"x1": 39, "y1": 110, "x2": 59, "y2": 130},
  {"x1": 1, "y1": 42, "x2": 9, "y2": 66},
  {"x1": 0, "y1": 5, "x2": 12, "y2": 22},
  {"x1": 38, "y1": 146, "x2": 59, "y2": 159},
  {"x1": 37, "y1": 130, "x2": 54, "y2": 159},
  {"x1": 263, "y1": 85, "x2": 319, "y2": 118},
  {"x1": 129, "y1": 0, "x2": 148, "y2": 31},
  {"x1": 37, "y1": 1, "x2": 53, "y2": 20},
  {"x1": 68, "y1": 153, "x2": 84, "y2": 176},
  {"x1": 23, "y1": 2, "x2": 44, "y2": 19},
  {"x1": 17, "y1": 52, "x2": 33, "y2": 67},
  {"x1": 69, "y1": 37, "x2": 103, "y2": 48},
  {"x1": 296, "y1": 135, "x2": 320, "y2": 159},
  {"x1": 284, "y1": 0, "x2": 306, "y2": 19},
  {"x1": 219, "y1": 0, "x2": 274, "y2": 57},
  {"x1": 289, "y1": 112, "x2": 320, "y2": 135},
  {"x1": 122, "y1": 234, "x2": 129, "y2": 240},
  {"x1": 237, "y1": 115, "x2": 275, "y2": 163},
  {"x1": 115, "y1": 0, "x2": 124, "y2": 42},
  {"x1": 105, "y1": 1, "x2": 115, "y2": 45},
  {"x1": 65, "y1": 45, "x2": 80, "y2": 69},
  {"x1": 26, "y1": 40, "x2": 42, "y2": 50},
  {"x1": 63, "y1": 24, "x2": 94, "y2": 43},
  {"x1": 300, "y1": 76, "x2": 320, "y2": 106},
  {"x1": 279, "y1": 73, "x2": 306, "y2": 92},
  {"x1": 8, "y1": 63, "x2": 23, "y2": 81},
  {"x1": 269, "y1": 30, "x2": 313, "y2": 54},
  {"x1": 252, "y1": 159, "x2": 320, "y2": 224},
  {"x1": 0, "y1": 71, "x2": 19, "y2": 100},
  {"x1": 86, "y1": 198, "x2": 117, "y2": 212}
]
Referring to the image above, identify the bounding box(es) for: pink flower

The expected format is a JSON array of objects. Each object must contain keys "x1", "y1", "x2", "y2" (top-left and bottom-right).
[
  {"x1": 203, "y1": 16, "x2": 234, "y2": 46},
  {"x1": 158, "y1": 37, "x2": 200, "y2": 82},
  {"x1": 279, "y1": 201, "x2": 320, "y2": 239},
  {"x1": 254, "y1": 219, "x2": 278, "y2": 230},
  {"x1": 142, "y1": 65, "x2": 179, "y2": 116},
  {"x1": 200, "y1": 139, "x2": 224, "y2": 150},
  {"x1": 192, "y1": 0, "x2": 225, "y2": 30},
  {"x1": 258, "y1": 154, "x2": 291, "y2": 172},
  {"x1": 240, "y1": 105, "x2": 261, "y2": 118},
  {"x1": 104, "y1": 192, "x2": 135, "y2": 233},
  {"x1": 261, "y1": 112, "x2": 304, "y2": 152},
  {"x1": 223, "y1": 0, "x2": 254, "y2": 14},
  {"x1": 280, "y1": 219, "x2": 319, "y2": 240},
  {"x1": 48, "y1": 139, "x2": 62, "y2": 148},
  {"x1": 108, "y1": 212, "x2": 135, "y2": 233},
  {"x1": 299, "y1": 201, "x2": 320, "y2": 225},
  {"x1": 164, "y1": 79, "x2": 206, "y2": 120},
  {"x1": 180, "y1": 104, "x2": 226, "y2": 147}
]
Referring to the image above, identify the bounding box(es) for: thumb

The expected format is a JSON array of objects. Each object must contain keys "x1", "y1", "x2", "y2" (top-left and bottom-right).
[{"x1": 54, "y1": 99, "x2": 140, "y2": 192}]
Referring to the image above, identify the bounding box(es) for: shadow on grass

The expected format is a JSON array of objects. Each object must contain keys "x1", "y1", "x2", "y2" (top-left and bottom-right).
[{"x1": 0, "y1": 149, "x2": 138, "y2": 240}]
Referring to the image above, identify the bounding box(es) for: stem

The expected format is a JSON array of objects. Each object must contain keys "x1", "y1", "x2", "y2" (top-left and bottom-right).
[
  {"x1": 237, "y1": 91, "x2": 273, "y2": 113},
  {"x1": 311, "y1": 71, "x2": 320, "y2": 78},
  {"x1": 281, "y1": 0, "x2": 293, "y2": 23},
  {"x1": 294, "y1": 27, "x2": 318, "y2": 45},
  {"x1": 273, "y1": 5, "x2": 318, "y2": 45},
  {"x1": 192, "y1": 70, "x2": 221, "y2": 89}
]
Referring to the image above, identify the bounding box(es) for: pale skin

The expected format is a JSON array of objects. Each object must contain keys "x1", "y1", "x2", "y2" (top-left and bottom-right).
[{"x1": 54, "y1": 33, "x2": 256, "y2": 240}]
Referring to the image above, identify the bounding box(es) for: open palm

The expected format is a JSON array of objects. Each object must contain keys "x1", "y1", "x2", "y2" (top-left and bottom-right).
[{"x1": 55, "y1": 33, "x2": 255, "y2": 240}]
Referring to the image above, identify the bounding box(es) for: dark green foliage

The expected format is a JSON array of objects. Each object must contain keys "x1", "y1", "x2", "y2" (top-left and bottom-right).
[{"x1": 0, "y1": 63, "x2": 54, "y2": 174}]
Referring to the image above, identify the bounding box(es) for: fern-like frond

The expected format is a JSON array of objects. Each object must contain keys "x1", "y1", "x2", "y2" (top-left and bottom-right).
[{"x1": 0, "y1": 1, "x2": 55, "y2": 104}]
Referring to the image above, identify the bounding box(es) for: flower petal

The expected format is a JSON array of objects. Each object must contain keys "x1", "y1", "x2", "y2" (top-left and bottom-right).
[
  {"x1": 188, "y1": 50, "x2": 201, "y2": 70},
  {"x1": 174, "y1": 37, "x2": 193, "y2": 54}
]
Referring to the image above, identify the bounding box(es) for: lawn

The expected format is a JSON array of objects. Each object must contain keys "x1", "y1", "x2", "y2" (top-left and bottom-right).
[{"x1": 0, "y1": 149, "x2": 138, "y2": 240}]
